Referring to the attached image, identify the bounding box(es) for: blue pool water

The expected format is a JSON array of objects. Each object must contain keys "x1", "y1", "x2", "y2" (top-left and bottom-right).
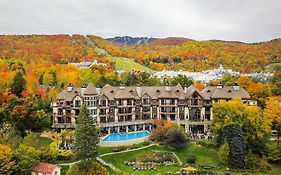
[{"x1": 102, "y1": 131, "x2": 150, "y2": 142}]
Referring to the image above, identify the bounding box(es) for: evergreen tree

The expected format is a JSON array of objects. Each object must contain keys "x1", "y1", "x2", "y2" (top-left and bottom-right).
[
  {"x1": 73, "y1": 104, "x2": 98, "y2": 167},
  {"x1": 11, "y1": 71, "x2": 26, "y2": 97}
]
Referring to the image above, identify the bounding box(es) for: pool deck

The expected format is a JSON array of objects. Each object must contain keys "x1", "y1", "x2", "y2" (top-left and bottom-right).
[{"x1": 99, "y1": 131, "x2": 150, "y2": 147}]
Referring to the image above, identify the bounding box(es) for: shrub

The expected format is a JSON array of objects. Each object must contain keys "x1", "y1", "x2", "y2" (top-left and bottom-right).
[
  {"x1": 197, "y1": 140, "x2": 216, "y2": 148},
  {"x1": 113, "y1": 146, "x2": 126, "y2": 152},
  {"x1": 186, "y1": 154, "x2": 197, "y2": 164},
  {"x1": 218, "y1": 142, "x2": 229, "y2": 165},
  {"x1": 164, "y1": 126, "x2": 187, "y2": 149},
  {"x1": 143, "y1": 140, "x2": 151, "y2": 146},
  {"x1": 245, "y1": 152, "x2": 272, "y2": 172},
  {"x1": 66, "y1": 161, "x2": 107, "y2": 175}
]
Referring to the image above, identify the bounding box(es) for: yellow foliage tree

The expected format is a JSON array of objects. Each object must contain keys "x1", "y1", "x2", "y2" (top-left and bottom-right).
[
  {"x1": 264, "y1": 96, "x2": 281, "y2": 145},
  {"x1": 0, "y1": 144, "x2": 16, "y2": 175}
]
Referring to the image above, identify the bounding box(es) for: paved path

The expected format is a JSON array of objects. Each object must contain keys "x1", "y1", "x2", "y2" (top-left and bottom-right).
[{"x1": 58, "y1": 144, "x2": 156, "y2": 166}]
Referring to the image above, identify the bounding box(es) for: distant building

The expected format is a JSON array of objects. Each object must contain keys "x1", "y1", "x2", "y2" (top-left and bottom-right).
[
  {"x1": 153, "y1": 65, "x2": 273, "y2": 83},
  {"x1": 32, "y1": 163, "x2": 60, "y2": 175},
  {"x1": 69, "y1": 60, "x2": 106, "y2": 68},
  {"x1": 51, "y1": 82, "x2": 252, "y2": 134}
]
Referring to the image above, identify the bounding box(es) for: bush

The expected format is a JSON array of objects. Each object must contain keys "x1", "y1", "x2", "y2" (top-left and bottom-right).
[
  {"x1": 113, "y1": 146, "x2": 126, "y2": 152},
  {"x1": 218, "y1": 142, "x2": 229, "y2": 165},
  {"x1": 186, "y1": 154, "x2": 197, "y2": 164},
  {"x1": 197, "y1": 140, "x2": 216, "y2": 148},
  {"x1": 164, "y1": 126, "x2": 187, "y2": 149},
  {"x1": 143, "y1": 140, "x2": 151, "y2": 146},
  {"x1": 66, "y1": 161, "x2": 107, "y2": 175},
  {"x1": 245, "y1": 152, "x2": 272, "y2": 172}
]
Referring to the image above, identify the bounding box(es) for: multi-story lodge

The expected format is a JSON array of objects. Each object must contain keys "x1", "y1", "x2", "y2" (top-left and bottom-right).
[{"x1": 51, "y1": 83, "x2": 251, "y2": 135}]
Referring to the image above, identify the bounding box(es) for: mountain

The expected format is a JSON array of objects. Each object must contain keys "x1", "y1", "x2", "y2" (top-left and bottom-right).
[{"x1": 106, "y1": 36, "x2": 157, "y2": 45}]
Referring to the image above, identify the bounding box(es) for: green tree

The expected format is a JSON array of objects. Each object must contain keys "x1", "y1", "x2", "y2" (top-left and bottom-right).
[
  {"x1": 73, "y1": 104, "x2": 98, "y2": 167},
  {"x1": 170, "y1": 75, "x2": 193, "y2": 87},
  {"x1": 224, "y1": 125, "x2": 246, "y2": 168},
  {"x1": 66, "y1": 161, "x2": 107, "y2": 175},
  {"x1": 14, "y1": 144, "x2": 40, "y2": 175},
  {"x1": 10, "y1": 71, "x2": 26, "y2": 97}
]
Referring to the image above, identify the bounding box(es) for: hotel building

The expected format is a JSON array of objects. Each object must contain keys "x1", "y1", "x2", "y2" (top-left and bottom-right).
[{"x1": 51, "y1": 83, "x2": 251, "y2": 134}]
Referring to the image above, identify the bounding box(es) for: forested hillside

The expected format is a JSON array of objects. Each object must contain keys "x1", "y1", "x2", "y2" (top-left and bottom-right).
[
  {"x1": 90, "y1": 36, "x2": 281, "y2": 73},
  {"x1": 0, "y1": 35, "x2": 280, "y2": 73}
]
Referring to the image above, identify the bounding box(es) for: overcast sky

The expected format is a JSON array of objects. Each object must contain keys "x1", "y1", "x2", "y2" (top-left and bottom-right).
[{"x1": 0, "y1": 0, "x2": 280, "y2": 43}]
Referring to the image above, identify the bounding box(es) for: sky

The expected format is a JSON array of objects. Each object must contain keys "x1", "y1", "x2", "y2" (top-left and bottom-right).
[{"x1": 0, "y1": 0, "x2": 280, "y2": 43}]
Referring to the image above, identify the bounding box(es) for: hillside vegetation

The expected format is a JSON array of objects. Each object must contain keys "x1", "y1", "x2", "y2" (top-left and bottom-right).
[
  {"x1": 89, "y1": 36, "x2": 281, "y2": 73},
  {"x1": 0, "y1": 35, "x2": 280, "y2": 73}
]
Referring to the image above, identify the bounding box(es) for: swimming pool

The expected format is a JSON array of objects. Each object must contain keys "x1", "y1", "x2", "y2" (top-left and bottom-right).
[{"x1": 102, "y1": 131, "x2": 151, "y2": 142}]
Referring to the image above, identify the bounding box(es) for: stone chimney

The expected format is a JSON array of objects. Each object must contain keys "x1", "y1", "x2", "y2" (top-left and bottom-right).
[
  {"x1": 119, "y1": 84, "x2": 125, "y2": 90},
  {"x1": 81, "y1": 84, "x2": 87, "y2": 95},
  {"x1": 216, "y1": 84, "x2": 223, "y2": 89},
  {"x1": 67, "y1": 83, "x2": 73, "y2": 92},
  {"x1": 233, "y1": 83, "x2": 240, "y2": 91},
  {"x1": 136, "y1": 84, "x2": 142, "y2": 97}
]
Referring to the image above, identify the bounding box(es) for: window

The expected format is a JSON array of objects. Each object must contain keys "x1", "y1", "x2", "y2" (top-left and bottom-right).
[
  {"x1": 100, "y1": 96, "x2": 107, "y2": 106},
  {"x1": 75, "y1": 100, "x2": 81, "y2": 107},
  {"x1": 109, "y1": 107, "x2": 115, "y2": 113},
  {"x1": 161, "y1": 99, "x2": 166, "y2": 105},
  {"x1": 142, "y1": 95, "x2": 150, "y2": 104},
  {"x1": 127, "y1": 99, "x2": 133, "y2": 105},
  {"x1": 189, "y1": 108, "x2": 201, "y2": 121}
]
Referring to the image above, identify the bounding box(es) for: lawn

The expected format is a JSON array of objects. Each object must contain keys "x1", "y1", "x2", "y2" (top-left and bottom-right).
[
  {"x1": 110, "y1": 57, "x2": 152, "y2": 71},
  {"x1": 101, "y1": 144, "x2": 185, "y2": 175}
]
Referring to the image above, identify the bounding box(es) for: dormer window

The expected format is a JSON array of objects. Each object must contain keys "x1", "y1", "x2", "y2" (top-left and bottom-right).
[
  {"x1": 110, "y1": 90, "x2": 114, "y2": 93},
  {"x1": 156, "y1": 89, "x2": 160, "y2": 93},
  {"x1": 207, "y1": 89, "x2": 211, "y2": 92},
  {"x1": 228, "y1": 90, "x2": 232, "y2": 93},
  {"x1": 176, "y1": 90, "x2": 180, "y2": 93}
]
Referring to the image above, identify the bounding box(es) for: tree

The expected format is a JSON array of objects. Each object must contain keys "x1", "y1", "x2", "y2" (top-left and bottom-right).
[
  {"x1": 271, "y1": 73, "x2": 281, "y2": 95},
  {"x1": 0, "y1": 144, "x2": 16, "y2": 175},
  {"x1": 164, "y1": 125, "x2": 188, "y2": 149},
  {"x1": 10, "y1": 71, "x2": 26, "y2": 97},
  {"x1": 264, "y1": 96, "x2": 281, "y2": 145},
  {"x1": 14, "y1": 144, "x2": 40, "y2": 175},
  {"x1": 211, "y1": 99, "x2": 271, "y2": 155},
  {"x1": 170, "y1": 75, "x2": 193, "y2": 88},
  {"x1": 66, "y1": 161, "x2": 107, "y2": 175},
  {"x1": 223, "y1": 125, "x2": 246, "y2": 168},
  {"x1": 73, "y1": 104, "x2": 98, "y2": 167}
]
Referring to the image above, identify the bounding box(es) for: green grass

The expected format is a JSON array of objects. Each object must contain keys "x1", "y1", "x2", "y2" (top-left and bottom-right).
[
  {"x1": 110, "y1": 57, "x2": 152, "y2": 71},
  {"x1": 85, "y1": 36, "x2": 152, "y2": 72},
  {"x1": 102, "y1": 145, "x2": 181, "y2": 175},
  {"x1": 60, "y1": 165, "x2": 70, "y2": 175}
]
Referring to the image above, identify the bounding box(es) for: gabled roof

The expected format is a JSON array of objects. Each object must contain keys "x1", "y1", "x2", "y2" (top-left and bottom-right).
[
  {"x1": 201, "y1": 86, "x2": 250, "y2": 99},
  {"x1": 33, "y1": 163, "x2": 58, "y2": 174},
  {"x1": 184, "y1": 85, "x2": 206, "y2": 99},
  {"x1": 115, "y1": 88, "x2": 135, "y2": 99},
  {"x1": 83, "y1": 82, "x2": 98, "y2": 95},
  {"x1": 57, "y1": 87, "x2": 81, "y2": 101}
]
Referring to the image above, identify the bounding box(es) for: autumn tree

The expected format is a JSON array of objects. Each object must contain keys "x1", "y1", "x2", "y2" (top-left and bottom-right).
[
  {"x1": 164, "y1": 124, "x2": 188, "y2": 149},
  {"x1": 14, "y1": 144, "x2": 40, "y2": 175},
  {"x1": 0, "y1": 144, "x2": 16, "y2": 175},
  {"x1": 264, "y1": 96, "x2": 281, "y2": 145},
  {"x1": 73, "y1": 104, "x2": 98, "y2": 168},
  {"x1": 10, "y1": 71, "x2": 26, "y2": 97},
  {"x1": 211, "y1": 99, "x2": 271, "y2": 155}
]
